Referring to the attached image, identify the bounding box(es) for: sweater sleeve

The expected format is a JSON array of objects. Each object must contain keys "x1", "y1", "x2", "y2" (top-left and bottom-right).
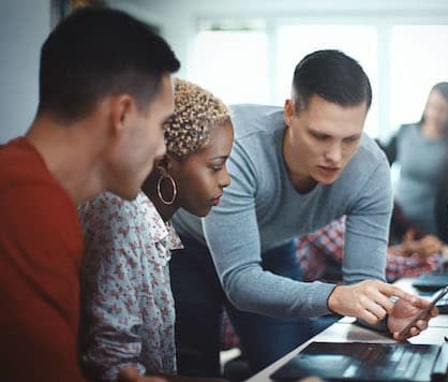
[
  {"x1": 342, "y1": 157, "x2": 393, "y2": 285},
  {"x1": 202, "y1": 136, "x2": 393, "y2": 319}
]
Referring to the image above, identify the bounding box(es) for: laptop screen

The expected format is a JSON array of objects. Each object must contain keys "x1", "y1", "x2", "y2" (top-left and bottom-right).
[{"x1": 412, "y1": 271, "x2": 448, "y2": 292}]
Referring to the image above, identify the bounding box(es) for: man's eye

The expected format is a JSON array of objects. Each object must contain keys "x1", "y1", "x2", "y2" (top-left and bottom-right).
[
  {"x1": 313, "y1": 134, "x2": 328, "y2": 141},
  {"x1": 343, "y1": 137, "x2": 359, "y2": 144}
]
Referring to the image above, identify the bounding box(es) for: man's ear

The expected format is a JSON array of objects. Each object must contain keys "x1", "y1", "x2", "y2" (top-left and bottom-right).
[
  {"x1": 156, "y1": 153, "x2": 182, "y2": 175},
  {"x1": 154, "y1": 155, "x2": 169, "y2": 172},
  {"x1": 163, "y1": 152, "x2": 183, "y2": 177},
  {"x1": 110, "y1": 94, "x2": 133, "y2": 136},
  {"x1": 284, "y1": 99, "x2": 295, "y2": 126}
]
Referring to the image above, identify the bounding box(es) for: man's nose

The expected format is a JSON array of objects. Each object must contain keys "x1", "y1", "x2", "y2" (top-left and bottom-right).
[{"x1": 324, "y1": 143, "x2": 342, "y2": 163}]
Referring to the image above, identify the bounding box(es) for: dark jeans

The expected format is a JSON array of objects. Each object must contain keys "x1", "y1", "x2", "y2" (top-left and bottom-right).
[{"x1": 169, "y1": 236, "x2": 338, "y2": 377}]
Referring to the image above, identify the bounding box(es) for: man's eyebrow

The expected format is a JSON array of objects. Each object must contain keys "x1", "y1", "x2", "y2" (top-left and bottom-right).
[
  {"x1": 307, "y1": 126, "x2": 361, "y2": 140},
  {"x1": 307, "y1": 127, "x2": 330, "y2": 136},
  {"x1": 344, "y1": 133, "x2": 362, "y2": 139}
]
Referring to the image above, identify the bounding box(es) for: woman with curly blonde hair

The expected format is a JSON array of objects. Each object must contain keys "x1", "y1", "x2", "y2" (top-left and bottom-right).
[{"x1": 78, "y1": 78, "x2": 233, "y2": 382}]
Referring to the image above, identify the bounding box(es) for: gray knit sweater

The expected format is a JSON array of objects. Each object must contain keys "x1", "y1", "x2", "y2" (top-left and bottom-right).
[{"x1": 173, "y1": 104, "x2": 393, "y2": 318}]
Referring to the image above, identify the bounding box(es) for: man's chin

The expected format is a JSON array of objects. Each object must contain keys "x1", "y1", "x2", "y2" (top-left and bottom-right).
[
  {"x1": 111, "y1": 187, "x2": 140, "y2": 201},
  {"x1": 123, "y1": 190, "x2": 140, "y2": 201},
  {"x1": 314, "y1": 173, "x2": 340, "y2": 185}
]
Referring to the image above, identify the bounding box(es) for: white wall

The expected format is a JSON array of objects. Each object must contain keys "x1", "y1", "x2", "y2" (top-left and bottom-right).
[
  {"x1": 1, "y1": 0, "x2": 447, "y2": 143},
  {"x1": 0, "y1": 0, "x2": 51, "y2": 143},
  {"x1": 112, "y1": 0, "x2": 448, "y2": 140},
  {"x1": 108, "y1": 0, "x2": 448, "y2": 80}
]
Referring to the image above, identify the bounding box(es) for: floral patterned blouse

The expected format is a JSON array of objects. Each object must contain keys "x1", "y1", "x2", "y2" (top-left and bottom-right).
[{"x1": 79, "y1": 191, "x2": 183, "y2": 381}]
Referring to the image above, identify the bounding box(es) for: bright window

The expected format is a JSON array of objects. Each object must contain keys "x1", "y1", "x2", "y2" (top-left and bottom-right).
[
  {"x1": 187, "y1": 19, "x2": 448, "y2": 140},
  {"x1": 189, "y1": 21, "x2": 269, "y2": 105},
  {"x1": 389, "y1": 25, "x2": 448, "y2": 134}
]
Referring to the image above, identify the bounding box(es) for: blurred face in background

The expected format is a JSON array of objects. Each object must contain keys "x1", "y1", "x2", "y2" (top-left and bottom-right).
[{"x1": 423, "y1": 88, "x2": 448, "y2": 131}]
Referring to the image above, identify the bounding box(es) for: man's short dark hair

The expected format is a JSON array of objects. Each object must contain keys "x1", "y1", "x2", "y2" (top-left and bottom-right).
[
  {"x1": 292, "y1": 49, "x2": 372, "y2": 113},
  {"x1": 37, "y1": 6, "x2": 180, "y2": 123}
]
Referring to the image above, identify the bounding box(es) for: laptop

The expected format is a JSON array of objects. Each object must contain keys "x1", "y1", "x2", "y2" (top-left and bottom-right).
[
  {"x1": 413, "y1": 271, "x2": 448, "y2": 292},
  {"x1": 270, "y1": 341, "x2": 448, "y2": 382}
]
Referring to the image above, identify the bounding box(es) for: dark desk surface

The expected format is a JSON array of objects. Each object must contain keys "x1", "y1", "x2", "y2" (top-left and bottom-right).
[{"x1": 245, "y1": 277, "x2": 448, "y2": 382}]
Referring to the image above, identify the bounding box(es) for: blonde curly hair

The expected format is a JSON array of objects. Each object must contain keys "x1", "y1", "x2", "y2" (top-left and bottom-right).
[{"x1": 163, "y1": 78, "x2": 231, "y2": 159}]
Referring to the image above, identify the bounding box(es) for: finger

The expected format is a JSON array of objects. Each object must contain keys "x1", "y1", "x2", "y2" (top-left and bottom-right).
[
  {"x1": 418, "y1": 305, "x2": 439, "y2": 320},
  {"x1": 384, "y1": 285, "x2": 418, "y2": 305},
  {"x1": 360, "y1": 281, "x2": 401, "y2": 313},
  {"x1": 405, "y1": 319, "x2": 429, "y2": 337},
  {"x1": 393, "y1": 311, "x2": 434, "y2": 340},
  {"x1": 392, "y1": 326, "x2": 421, "y2": 341},
  {"x1": 359, "y1": 308, "x2": 382, "y2": 325},
  {"x1": 412, "y1": 296, "x2": 434, "y2": 310},
  {"x1": 364, "y1": 284, "x2": 397, "y2": 313},
  {"x1": 362, "y1": 297, "x2": 388, "y2": 321},
  {"x1": 431, "y1": 306, "x2": 439, "y2": 317},
  {"x1": 415, "y1": 319, "x2": 429, "y2": 331},
  {"x1": 407, "y1": 326, "x2": 421, "y2": 337},
  {"x1": 373, "y1": 293, "x2": 395, "y2": 313}
]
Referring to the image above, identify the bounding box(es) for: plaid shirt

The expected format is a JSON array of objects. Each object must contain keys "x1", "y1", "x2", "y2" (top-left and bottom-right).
[
  {"x1": 296, "y1": 216, "x2": 442, "y2": 283},
  {"x1": 296, "y1": 217, "x2": 345, "y2": 282}
]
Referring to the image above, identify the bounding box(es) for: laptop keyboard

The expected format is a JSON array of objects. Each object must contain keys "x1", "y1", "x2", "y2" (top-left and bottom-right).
[
  {"x1": 270, "y1": 341, "x2": 446, "y2": 382},
  {"x1": 353, "y1": 343, "x2": 424, "y2": 380}
]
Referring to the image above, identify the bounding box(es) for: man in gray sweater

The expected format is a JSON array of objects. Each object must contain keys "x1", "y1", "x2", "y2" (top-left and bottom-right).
[{"x1": 170, "y1": 49, "x2": 434, "y2": 377}]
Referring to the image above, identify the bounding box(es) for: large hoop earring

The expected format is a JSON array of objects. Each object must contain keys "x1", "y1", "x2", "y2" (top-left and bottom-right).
[{"x1": 157, "y1": 173, "x2": 177, "y2": 205}]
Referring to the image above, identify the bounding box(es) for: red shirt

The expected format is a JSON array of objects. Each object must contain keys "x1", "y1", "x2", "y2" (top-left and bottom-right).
[{"x1": 0, "y1": 138, "x2": 86, "y2": 382}]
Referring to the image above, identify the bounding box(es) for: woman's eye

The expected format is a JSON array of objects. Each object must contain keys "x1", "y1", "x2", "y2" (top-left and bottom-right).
[{"x1": 210, "y1": 162, "x2": 224, "y2": 171}]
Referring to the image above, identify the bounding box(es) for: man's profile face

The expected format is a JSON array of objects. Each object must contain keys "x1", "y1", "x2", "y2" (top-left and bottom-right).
[
  {"x1": 283, "y1": 94, "x2": 367, "y2": 188},
  {"x1": 107, "y1": 74, "x2": 175, "y2": 200}
]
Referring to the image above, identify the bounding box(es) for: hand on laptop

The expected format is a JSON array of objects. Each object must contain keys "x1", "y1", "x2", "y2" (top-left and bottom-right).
[
  {"x1": 387, "y1": 293, "x2": 439, "y2": 340},
  {"x1": 328, "y1": 279, "x2": 422, "y2": 324}
]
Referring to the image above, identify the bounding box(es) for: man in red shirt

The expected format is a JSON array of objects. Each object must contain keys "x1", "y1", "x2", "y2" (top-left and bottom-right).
[{"x1": 0, "y1": 7, "x2": 179, "y2": 382}]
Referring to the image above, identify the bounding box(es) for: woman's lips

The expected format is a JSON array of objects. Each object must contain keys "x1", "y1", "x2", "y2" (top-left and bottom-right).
[{"x1": 211, "y1": 194, "x2": 223, "y2": 206}]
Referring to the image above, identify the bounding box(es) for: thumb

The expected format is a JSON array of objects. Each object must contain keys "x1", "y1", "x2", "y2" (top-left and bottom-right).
[{"x1": 118, "y1": 366, "x2": 140, "y2": 382}]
